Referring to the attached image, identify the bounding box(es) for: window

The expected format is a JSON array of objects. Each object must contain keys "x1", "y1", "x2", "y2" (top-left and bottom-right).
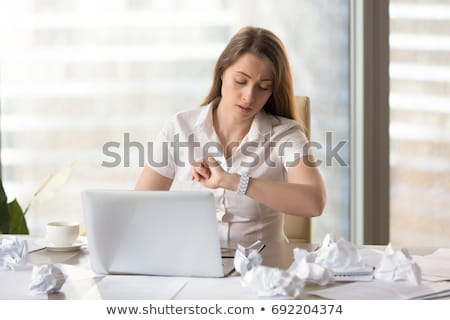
[
  {"x1": 389, "y1": 0, "x2": 450, "y2": 246},
  {"x1": 0, "y1": 0, "x2": 350, "y2": 242}
]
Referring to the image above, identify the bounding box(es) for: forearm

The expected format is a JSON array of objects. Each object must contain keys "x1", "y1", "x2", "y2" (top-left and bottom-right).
[
  {"x1": 135, "y1": 166, "x2": 173, "y2": 190},
  {"x1": 221, "y1": 173, "x2": 326, "y2": 217}
]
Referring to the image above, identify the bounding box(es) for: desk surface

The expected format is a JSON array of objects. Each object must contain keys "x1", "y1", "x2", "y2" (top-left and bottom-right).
[
  {"x1": 1, "y1": 237, "x2": 445, "y2": 300},
  {"x1": 26, "y1": 241, "x2": 316, "y2": 300}
]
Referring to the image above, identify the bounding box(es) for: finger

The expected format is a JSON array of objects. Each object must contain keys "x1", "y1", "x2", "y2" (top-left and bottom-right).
[
  {"x1": 205, "y1": 156, "x2": 220, "y2": 168},
  {"x1": 199, "y1": 163, "x2": 211, "y2": 178},
  {"x1": 191, "y1": 167, "x2": 201, "y2": 181},
  {"x1": 192, "y1": 159, "x2": 206, "y2": 181},
  {"x1": 192, "y1": 165, "x2": 209, "y2": 180},
  {"x1": 192, "y1": 159, "x2": 202, "y2": 168}
]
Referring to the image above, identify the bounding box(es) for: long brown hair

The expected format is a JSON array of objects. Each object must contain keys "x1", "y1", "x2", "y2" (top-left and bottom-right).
[{"x1": 201, "y1": 26, "x2": 300, "y2": 123}]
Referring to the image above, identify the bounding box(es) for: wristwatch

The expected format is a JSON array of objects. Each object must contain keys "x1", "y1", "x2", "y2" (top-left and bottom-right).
[{"x1": 237, "y1": 173, "x2": 250, "y2": 195}]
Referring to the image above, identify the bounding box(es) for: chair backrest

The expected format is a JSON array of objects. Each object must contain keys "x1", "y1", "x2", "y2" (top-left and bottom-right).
[{"x1": 283, "y1": 96, "x2": 312, "y2": 243}]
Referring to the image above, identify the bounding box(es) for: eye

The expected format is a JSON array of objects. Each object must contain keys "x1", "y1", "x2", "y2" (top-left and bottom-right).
[
  {"x1": 234, "y1": 78, "x2": 246, "y2": 85},
  {"x1": 259, "y1": 85, "x2": 271, "y2": 91}
]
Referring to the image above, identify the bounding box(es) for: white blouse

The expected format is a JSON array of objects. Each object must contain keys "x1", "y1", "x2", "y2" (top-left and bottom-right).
[{"x1": 148, "y1": 103, "x2": 309, "y2": 248}]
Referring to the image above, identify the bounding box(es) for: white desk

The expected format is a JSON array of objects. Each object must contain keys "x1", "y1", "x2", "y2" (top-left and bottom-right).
[
  {"x1": 23, "y1": 240, "x2": 321, "y2": 299},
  {"x1": 4, "y1": 238, "x2": 449, "y2": 300}
]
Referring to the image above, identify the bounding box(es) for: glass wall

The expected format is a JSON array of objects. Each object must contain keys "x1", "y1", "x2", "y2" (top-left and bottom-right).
[
  {"x1": 0, "y1": 0, "x2": 350, "y2": 242},
  {"x1": 390, "y1": 0, "x2": 450, "y2": 246}
]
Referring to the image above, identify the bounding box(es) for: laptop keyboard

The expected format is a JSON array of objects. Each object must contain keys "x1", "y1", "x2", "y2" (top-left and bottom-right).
[
  {"x1": 222, "y1": 257, "x2": 236, "y2": 276},
  {"x1": 221, "y1": 247, "x2": 236, "y2": 258}
]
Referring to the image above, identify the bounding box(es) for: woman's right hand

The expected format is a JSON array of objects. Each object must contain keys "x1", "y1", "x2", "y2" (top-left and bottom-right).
[{"x1": 191, "y1": 157, "x2": 227, "y2": 190}]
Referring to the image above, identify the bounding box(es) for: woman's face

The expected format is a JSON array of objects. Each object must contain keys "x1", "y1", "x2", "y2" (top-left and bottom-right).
[{"x1": 219, "y1": 53, "x2": 273, "y2": 121}]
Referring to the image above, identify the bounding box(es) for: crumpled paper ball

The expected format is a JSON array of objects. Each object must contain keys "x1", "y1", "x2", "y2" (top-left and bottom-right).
[
  {"x1": 315, "y1": 233, "x2": 365, "y2": 272},
  {"x1": 233, "y1": 241, "x2": 263, "y2": 276},
  {"x1": 29, "y1": 264, "x2": 66, "y2": 295},
  {"x1": 288, "y1": 248, "x2": 333, "y2": 286},
  {"x1": 0, "y1": 236, "x2": 29, "y2": 270},
  {"x1": 242, "y1": 265, "x2": 304, "y2": 298},
  {"x1": 374, "y1": 244, "x2": 422, "y2": 285}
]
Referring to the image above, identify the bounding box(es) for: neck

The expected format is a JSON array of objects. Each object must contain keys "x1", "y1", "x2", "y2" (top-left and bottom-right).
[{"x1": 213, "y1": 104, "x2": 253, "y2": 144}]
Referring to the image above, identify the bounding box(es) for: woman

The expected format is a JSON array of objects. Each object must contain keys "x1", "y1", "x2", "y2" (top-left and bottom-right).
[{"x1": 136, "y1": 26, "x2": 326, "y2": 247}]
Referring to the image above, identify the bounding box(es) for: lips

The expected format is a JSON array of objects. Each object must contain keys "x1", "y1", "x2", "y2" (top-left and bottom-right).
[{"x1": 237, "y1": 104, "x2": 252, "y2": 112}]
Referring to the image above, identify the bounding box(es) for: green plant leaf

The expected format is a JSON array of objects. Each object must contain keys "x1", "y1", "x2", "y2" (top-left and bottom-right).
[
  {"x1": 0, "y1": 179, "x2": 10, "y2": 233},
  {"x1": 8, "y1": 199, "x2": 29, "y2": 234}
]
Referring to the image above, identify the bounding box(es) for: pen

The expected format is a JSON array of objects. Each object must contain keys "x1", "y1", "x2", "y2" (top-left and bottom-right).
[{"x1": 257, "y1": 244, "x2": 266, "y2": 254}]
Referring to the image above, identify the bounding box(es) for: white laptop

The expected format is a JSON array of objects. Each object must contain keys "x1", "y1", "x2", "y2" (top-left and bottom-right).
[{"x1": 81, "y1": 190, "x2": 234, "y2": 278}]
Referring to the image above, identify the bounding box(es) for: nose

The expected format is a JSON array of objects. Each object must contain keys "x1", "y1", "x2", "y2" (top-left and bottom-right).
[{"x1": 241, "y1": 86, "x2": 255, "y2": 105}]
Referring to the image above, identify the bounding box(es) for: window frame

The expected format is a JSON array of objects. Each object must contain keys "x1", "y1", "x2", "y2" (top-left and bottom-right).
[{"x1": 350, "y1": 0, "x2": 390, "y2": 245}]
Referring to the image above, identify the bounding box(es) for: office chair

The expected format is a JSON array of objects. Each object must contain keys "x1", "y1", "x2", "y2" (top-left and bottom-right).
[{"x1": 283, "y1": 96, "x2": 312, "y2": 243}]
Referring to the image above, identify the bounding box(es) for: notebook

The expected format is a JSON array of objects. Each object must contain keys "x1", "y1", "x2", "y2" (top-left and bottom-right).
[
  {"x1": 81, "y1": 190, "x2": 235, "y2": 277},
  {"x1": 333, "y1": 266, "x2": 374, "y2": 282}
]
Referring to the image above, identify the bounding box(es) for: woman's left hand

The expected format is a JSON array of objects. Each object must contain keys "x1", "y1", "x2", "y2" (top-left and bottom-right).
[{"x1": 191, "y1": 157, "x2": 226, "y2": 189}]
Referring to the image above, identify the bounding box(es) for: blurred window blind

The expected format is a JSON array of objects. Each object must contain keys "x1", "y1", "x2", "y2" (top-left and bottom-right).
[
  {"x1": 389, "y1": 0, "x2": 450, "y2": 246},
  {"x1": 0, "y1": 0, "x2": 350, "y2": 240}
]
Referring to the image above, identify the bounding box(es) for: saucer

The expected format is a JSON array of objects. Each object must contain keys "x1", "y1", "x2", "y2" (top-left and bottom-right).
[{"x1": 45, "y1": 239, "x2": 86, "y2": 252}]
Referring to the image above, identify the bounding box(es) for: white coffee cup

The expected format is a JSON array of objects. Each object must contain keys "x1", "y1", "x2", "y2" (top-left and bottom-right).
[{"x1": 46, "y1": 221, "x2": 80, "y2": 246}]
